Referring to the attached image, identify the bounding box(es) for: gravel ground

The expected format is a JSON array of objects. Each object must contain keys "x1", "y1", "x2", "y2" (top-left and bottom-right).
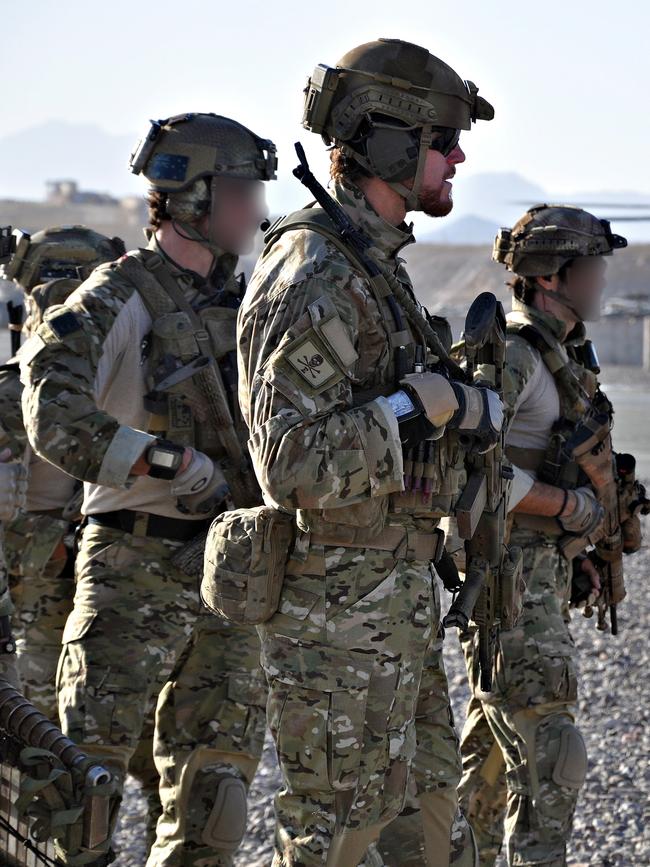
[{"x1": 113, "y1": 543, "x2": 650, "y2": 866}]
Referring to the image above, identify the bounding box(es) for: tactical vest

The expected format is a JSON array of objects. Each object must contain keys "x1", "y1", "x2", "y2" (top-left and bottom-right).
[
  {"x1": 506, "y1": 310, "x2": 612, "y2": 534},
  {"x1": 116, "y1": 248, "x2": 260, "y2": 508},
  {"x1": 265, "y1": 207, "x2": 466, "y2": 520}
]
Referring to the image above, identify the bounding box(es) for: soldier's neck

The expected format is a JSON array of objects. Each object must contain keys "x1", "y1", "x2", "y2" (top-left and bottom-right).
[
  {"x1": 155, "y1": 221, "x2": 215, "y2": 278},
  {"x1": 356, "y1": 176, "x2": 407, "y2": 227},
  {"x1": 532, "y1": 292, "x2": 579, "y2": 341}
]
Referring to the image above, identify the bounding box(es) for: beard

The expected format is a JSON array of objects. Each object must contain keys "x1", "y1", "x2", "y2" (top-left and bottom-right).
[{"x1": 418, "y1": 181, "x2": 454, "y2": 217}]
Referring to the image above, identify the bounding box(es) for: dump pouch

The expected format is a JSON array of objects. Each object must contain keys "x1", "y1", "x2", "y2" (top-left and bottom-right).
[{"x1": 201, "y1": 506, "x2": 295, "y2": 625}]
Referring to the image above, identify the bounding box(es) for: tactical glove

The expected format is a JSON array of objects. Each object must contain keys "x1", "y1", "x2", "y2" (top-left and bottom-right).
[
  {"x1": 399, "y1": 372, "x2": 504, "y2": 453},
  {"x1": 558, "y1": 486, "x2": 605, "y2": 538},
  {"x1": 171, "y1": 449, "x2": 229, "y2": 516}
]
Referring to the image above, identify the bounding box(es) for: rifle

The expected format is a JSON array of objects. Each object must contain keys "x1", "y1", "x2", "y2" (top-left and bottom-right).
[
  {"x1": 0, "y1": 226, "x2": 15, "y2": 263},
  {"x1": 443, "y1": 293, "x2": 523, "y2": 691},
  {"x1": 566, "y1": 417, "x2": 650, "y2": 633},
  {"x1": 0, "y1": 678, "x2": 114, "y2": 862}
]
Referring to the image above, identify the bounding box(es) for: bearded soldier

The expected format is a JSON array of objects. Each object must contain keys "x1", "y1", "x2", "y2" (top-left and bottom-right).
[
  {"x1": 458, "y1": 205, "x2": 632, "y2": 866},
  {"x1": 238, "y1": 38, "x2": 502, "y2": 866},
  {"x1": 21, "y1": 113, "x2": 276, "y2": 866}
]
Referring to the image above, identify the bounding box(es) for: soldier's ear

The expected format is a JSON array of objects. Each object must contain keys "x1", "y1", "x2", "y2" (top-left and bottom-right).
[{"x1": 535, "y1": 274, "x2": 559, "y2": 292}]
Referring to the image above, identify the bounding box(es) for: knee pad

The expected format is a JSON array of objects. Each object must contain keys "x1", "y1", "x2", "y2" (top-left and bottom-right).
[
  {"x1": 201, "y1": 768, "x2": 248, "y2": 852},
  {"x1": 178, "y1": 756, "x2": 248, "y2": 854},
  {"x1": 551, "y1": 724, "x2": 587, "y2": 791}
]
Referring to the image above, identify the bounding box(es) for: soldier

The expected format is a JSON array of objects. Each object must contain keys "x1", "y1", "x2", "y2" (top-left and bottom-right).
[
  {"x1": 0, "y1": 450, "x2": 26, "y2": 690},
  {"x1": 0, "y1": 226, "x2": 125, "y2": 718},
  {"x1": 0, "y1": 226, "x2": 28, "y2": 688},
  {"x1": 21, "y1": 113, "x2": 276, "y2": 866},
  {"x1": 238, "y1": 38, "x2": 500, "y2": 866},
  {"x1": 458, "y1": 205, "x2": 629, "y2": 866}
]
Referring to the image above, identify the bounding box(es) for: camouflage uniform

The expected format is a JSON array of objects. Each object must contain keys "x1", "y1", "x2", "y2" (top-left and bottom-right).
[
  {"x1": 238, "y1": 180, "x2": 475, "y2": 866},
  {"x1": 458, "y1": 204, "x2": 629, "y2": 867},
  {"x1": 0, "y1": 346, "x2": 77, "y2": 718},
  {"x1": 21, "y1": 238, "x2": 268, "y2": 866},
  {"x1": 458, "y1": 300, "x2": 601, "y2": 866}
]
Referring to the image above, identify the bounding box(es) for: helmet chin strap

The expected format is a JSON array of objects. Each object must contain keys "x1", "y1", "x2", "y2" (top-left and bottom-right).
[
  {"x1": 169, "y1": 178, "x2": 229, "y2": 278},
  {"x1": 534, "y1": 283, "x2": 587, "y2": 323}
]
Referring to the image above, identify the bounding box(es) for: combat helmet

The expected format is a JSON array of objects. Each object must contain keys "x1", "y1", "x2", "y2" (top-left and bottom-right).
[
  {"x1": 493, "y1": 204, "x2": 627, "y2": 321},
  {"x1": 302, "y1": 38, "x2": 494, "y2": 210},
  {"x1": 1, "y1": 225, "x2": 126, "y2": 292},
  {"x1": 493, "y1": 204, "x2": 627, "y2": 277},
  {"x1": 129, "y1": 113, "x2": 277, "y2": 256}
]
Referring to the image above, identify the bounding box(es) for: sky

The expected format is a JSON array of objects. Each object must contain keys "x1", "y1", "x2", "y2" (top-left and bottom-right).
[{"x1": 1, "y1": 0, "x2": 649, "y2": 218}]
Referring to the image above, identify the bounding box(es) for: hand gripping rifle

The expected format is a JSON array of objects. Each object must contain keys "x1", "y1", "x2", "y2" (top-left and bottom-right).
[{"x1": 443, "y1": 292, "x2": 523, "y2": 691}]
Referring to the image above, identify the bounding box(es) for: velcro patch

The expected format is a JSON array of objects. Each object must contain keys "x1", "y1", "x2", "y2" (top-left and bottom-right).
[
  {"x1": 48, "y1": 311, "x2": 82, "y2": 339},
  {"x1": 286, "y1": 338, "x2": 338, "y2": 388}
]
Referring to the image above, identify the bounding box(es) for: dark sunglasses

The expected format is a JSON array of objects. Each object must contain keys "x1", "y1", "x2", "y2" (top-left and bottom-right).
[{"x1": 429, "y1": 126, "x2": 461, "y2": 157}]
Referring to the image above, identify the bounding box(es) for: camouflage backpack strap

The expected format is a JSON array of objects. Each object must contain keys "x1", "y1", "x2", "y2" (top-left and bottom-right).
[
  {"x1": 118, "y1": 250, "x2": 258, "y2": 507},
  {"x1": 264, "y1": 207, "x2": 415, "y2": 360},
  {"x1": 506, "y1": 317, "x2": 591, "y2": 422},
  {"x1": 265, "y1": 207, "x2": 456, "y2": 374}
]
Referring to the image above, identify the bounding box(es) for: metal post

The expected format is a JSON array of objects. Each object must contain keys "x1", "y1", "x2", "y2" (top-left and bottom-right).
[{"x1": 643, "y1": 317, "x2": 650, "y2": 372}]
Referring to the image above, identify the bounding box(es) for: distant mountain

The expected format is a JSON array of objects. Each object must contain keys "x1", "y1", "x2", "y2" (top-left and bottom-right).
[
  {"x1": 0, "y1": 122, "x2": 648, "y2": 241},
  {"x1": 418, "y1": 214, "x2": 500, "y2": 245},
  {"x1": 0, "y1": 121, "x2": 141, "y2": 200}
]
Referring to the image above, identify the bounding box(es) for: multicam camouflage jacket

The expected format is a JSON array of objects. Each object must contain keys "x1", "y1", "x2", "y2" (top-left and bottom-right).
[{"x1": 238, "y1": 180, "x2": 464, "y2": 541}]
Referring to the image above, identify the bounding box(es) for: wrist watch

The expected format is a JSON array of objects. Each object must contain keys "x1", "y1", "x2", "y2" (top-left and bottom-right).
[
  {"x1": 145, "y1": 439, "x2": 185, "y2": 480},
  {"x1": 387, "y1": 388, "x2": 422, "y2": 423}
]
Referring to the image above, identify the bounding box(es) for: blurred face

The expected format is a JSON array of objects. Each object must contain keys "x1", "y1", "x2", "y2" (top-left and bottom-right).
[
  {"x1": 207, "y1": 178, "x2": 268, "y2": 255},
  {"x1": 416, "y1": 140, "x2": 466, "y2": 217},
  {"x1": 560, "y1": 256, "x2": 608, "y2": 321}
]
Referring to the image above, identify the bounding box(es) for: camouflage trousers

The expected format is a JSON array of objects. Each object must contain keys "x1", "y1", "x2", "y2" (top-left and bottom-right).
[
  {"x1": 458, "y1": 531, "x2": 586, "y2": 867},
  {"x1": 6, "y1": 511, "x2": 74, "y2": 719},
  {"x1": 57, "y1": 522, "x2": 267, "y2": 867},
  {"x1": 373, "y1": 620, "x2": 477, "y2": 867},
  {"x1": 260, "y1": 540, "x2": 468, "y2": 867}
]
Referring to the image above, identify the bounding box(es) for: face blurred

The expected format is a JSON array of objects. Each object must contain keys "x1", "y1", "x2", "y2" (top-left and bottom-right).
[
  {"x1": 207, "y1": 178, "x2": 268, "y2": 255},
  {"x1": 416, "y1": 141, "x2": 466, "y2": 217},
  {"x1": 561, "y1": 255, "x2": 607, "y2": 321}
]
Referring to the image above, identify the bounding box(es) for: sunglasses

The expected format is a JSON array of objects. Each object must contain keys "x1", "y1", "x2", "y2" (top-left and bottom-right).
[{"x1": 429, "y1": 126, "x2": 461, "y2": 157}]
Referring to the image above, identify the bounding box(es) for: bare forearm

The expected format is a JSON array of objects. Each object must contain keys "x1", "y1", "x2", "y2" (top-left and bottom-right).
[{"x1": 514, "y1": 480, "x2": 575, "y2": 518}]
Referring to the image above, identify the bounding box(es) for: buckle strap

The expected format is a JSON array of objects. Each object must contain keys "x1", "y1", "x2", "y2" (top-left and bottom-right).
[
  {"x1": 310, "y1": 525, "x2": 444, "y2": 562},
  {"x1": 87, "y1": 510, "x2": 209, "y2": 542}
]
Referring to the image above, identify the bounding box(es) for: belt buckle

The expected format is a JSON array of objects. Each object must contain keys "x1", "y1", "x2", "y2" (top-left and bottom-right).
[{"x1": 131, "y1": 512, "x2": 150, "y2": 537}]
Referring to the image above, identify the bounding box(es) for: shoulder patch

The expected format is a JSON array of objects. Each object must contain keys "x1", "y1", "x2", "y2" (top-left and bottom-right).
[
  {"x1": 286, "y1": 337, "x2": 339, "y2": 388},
  {"x1": 48, "y1": 310, "x2": 82, "y2": 339}
]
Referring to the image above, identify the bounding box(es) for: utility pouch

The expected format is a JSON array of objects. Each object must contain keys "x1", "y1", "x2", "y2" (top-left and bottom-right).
[{"x1": 201, "y1": 506, "x2": 295, "y2": 625}]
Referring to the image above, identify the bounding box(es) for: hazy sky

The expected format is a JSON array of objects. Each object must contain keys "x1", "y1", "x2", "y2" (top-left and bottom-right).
[{"x1": 2, "y1": 0, "x2": 649, "y2": 216}]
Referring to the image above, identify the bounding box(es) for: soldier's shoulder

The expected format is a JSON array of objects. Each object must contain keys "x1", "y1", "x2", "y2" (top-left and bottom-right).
[
  {"x1": 250, "y1": 224, "x2": 364, "y2": 303},
  {"x1": 506, "y1": 330, "x2": 542, "y2": 375},
  {"x1": 67, "y1": 255, "x2": 141, "y2": 313}
]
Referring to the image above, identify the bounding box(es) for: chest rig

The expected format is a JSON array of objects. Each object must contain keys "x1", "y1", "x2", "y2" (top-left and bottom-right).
[
  {"x1": 117, "y1": 249, "x2": 260, "y2": 508},
  {"x1": 265, "y1": 207, "x2": 464, "y2": 517},
  {"x1": 506, "y1": 311, "x2": 611, "y2": 492}
]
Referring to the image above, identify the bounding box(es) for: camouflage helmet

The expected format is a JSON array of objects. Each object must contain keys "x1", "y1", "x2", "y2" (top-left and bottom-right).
[
  {"x1": 493, "y1": 204, "x2": 627, "y2": 277},
  {"x1": 1, "y1": 225, "x2": 126, "y2": 292},
  {"x1": 23, "y1": 277, "x2": 79, "y2": 336},
  {"x1": 302, "y1": 38, "x2": 494, "y2": 210},
  {"x1": 129, "y1": 112, "x2": 277, "y2": 254}
]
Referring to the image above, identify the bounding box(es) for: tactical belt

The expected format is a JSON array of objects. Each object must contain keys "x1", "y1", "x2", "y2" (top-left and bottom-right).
[
  {"x1": 310, "y1": 525, "x2": 444, "y2": 562},
  {"x1": 87, "y1": 510, "x2": 210, "y2": 541}
]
